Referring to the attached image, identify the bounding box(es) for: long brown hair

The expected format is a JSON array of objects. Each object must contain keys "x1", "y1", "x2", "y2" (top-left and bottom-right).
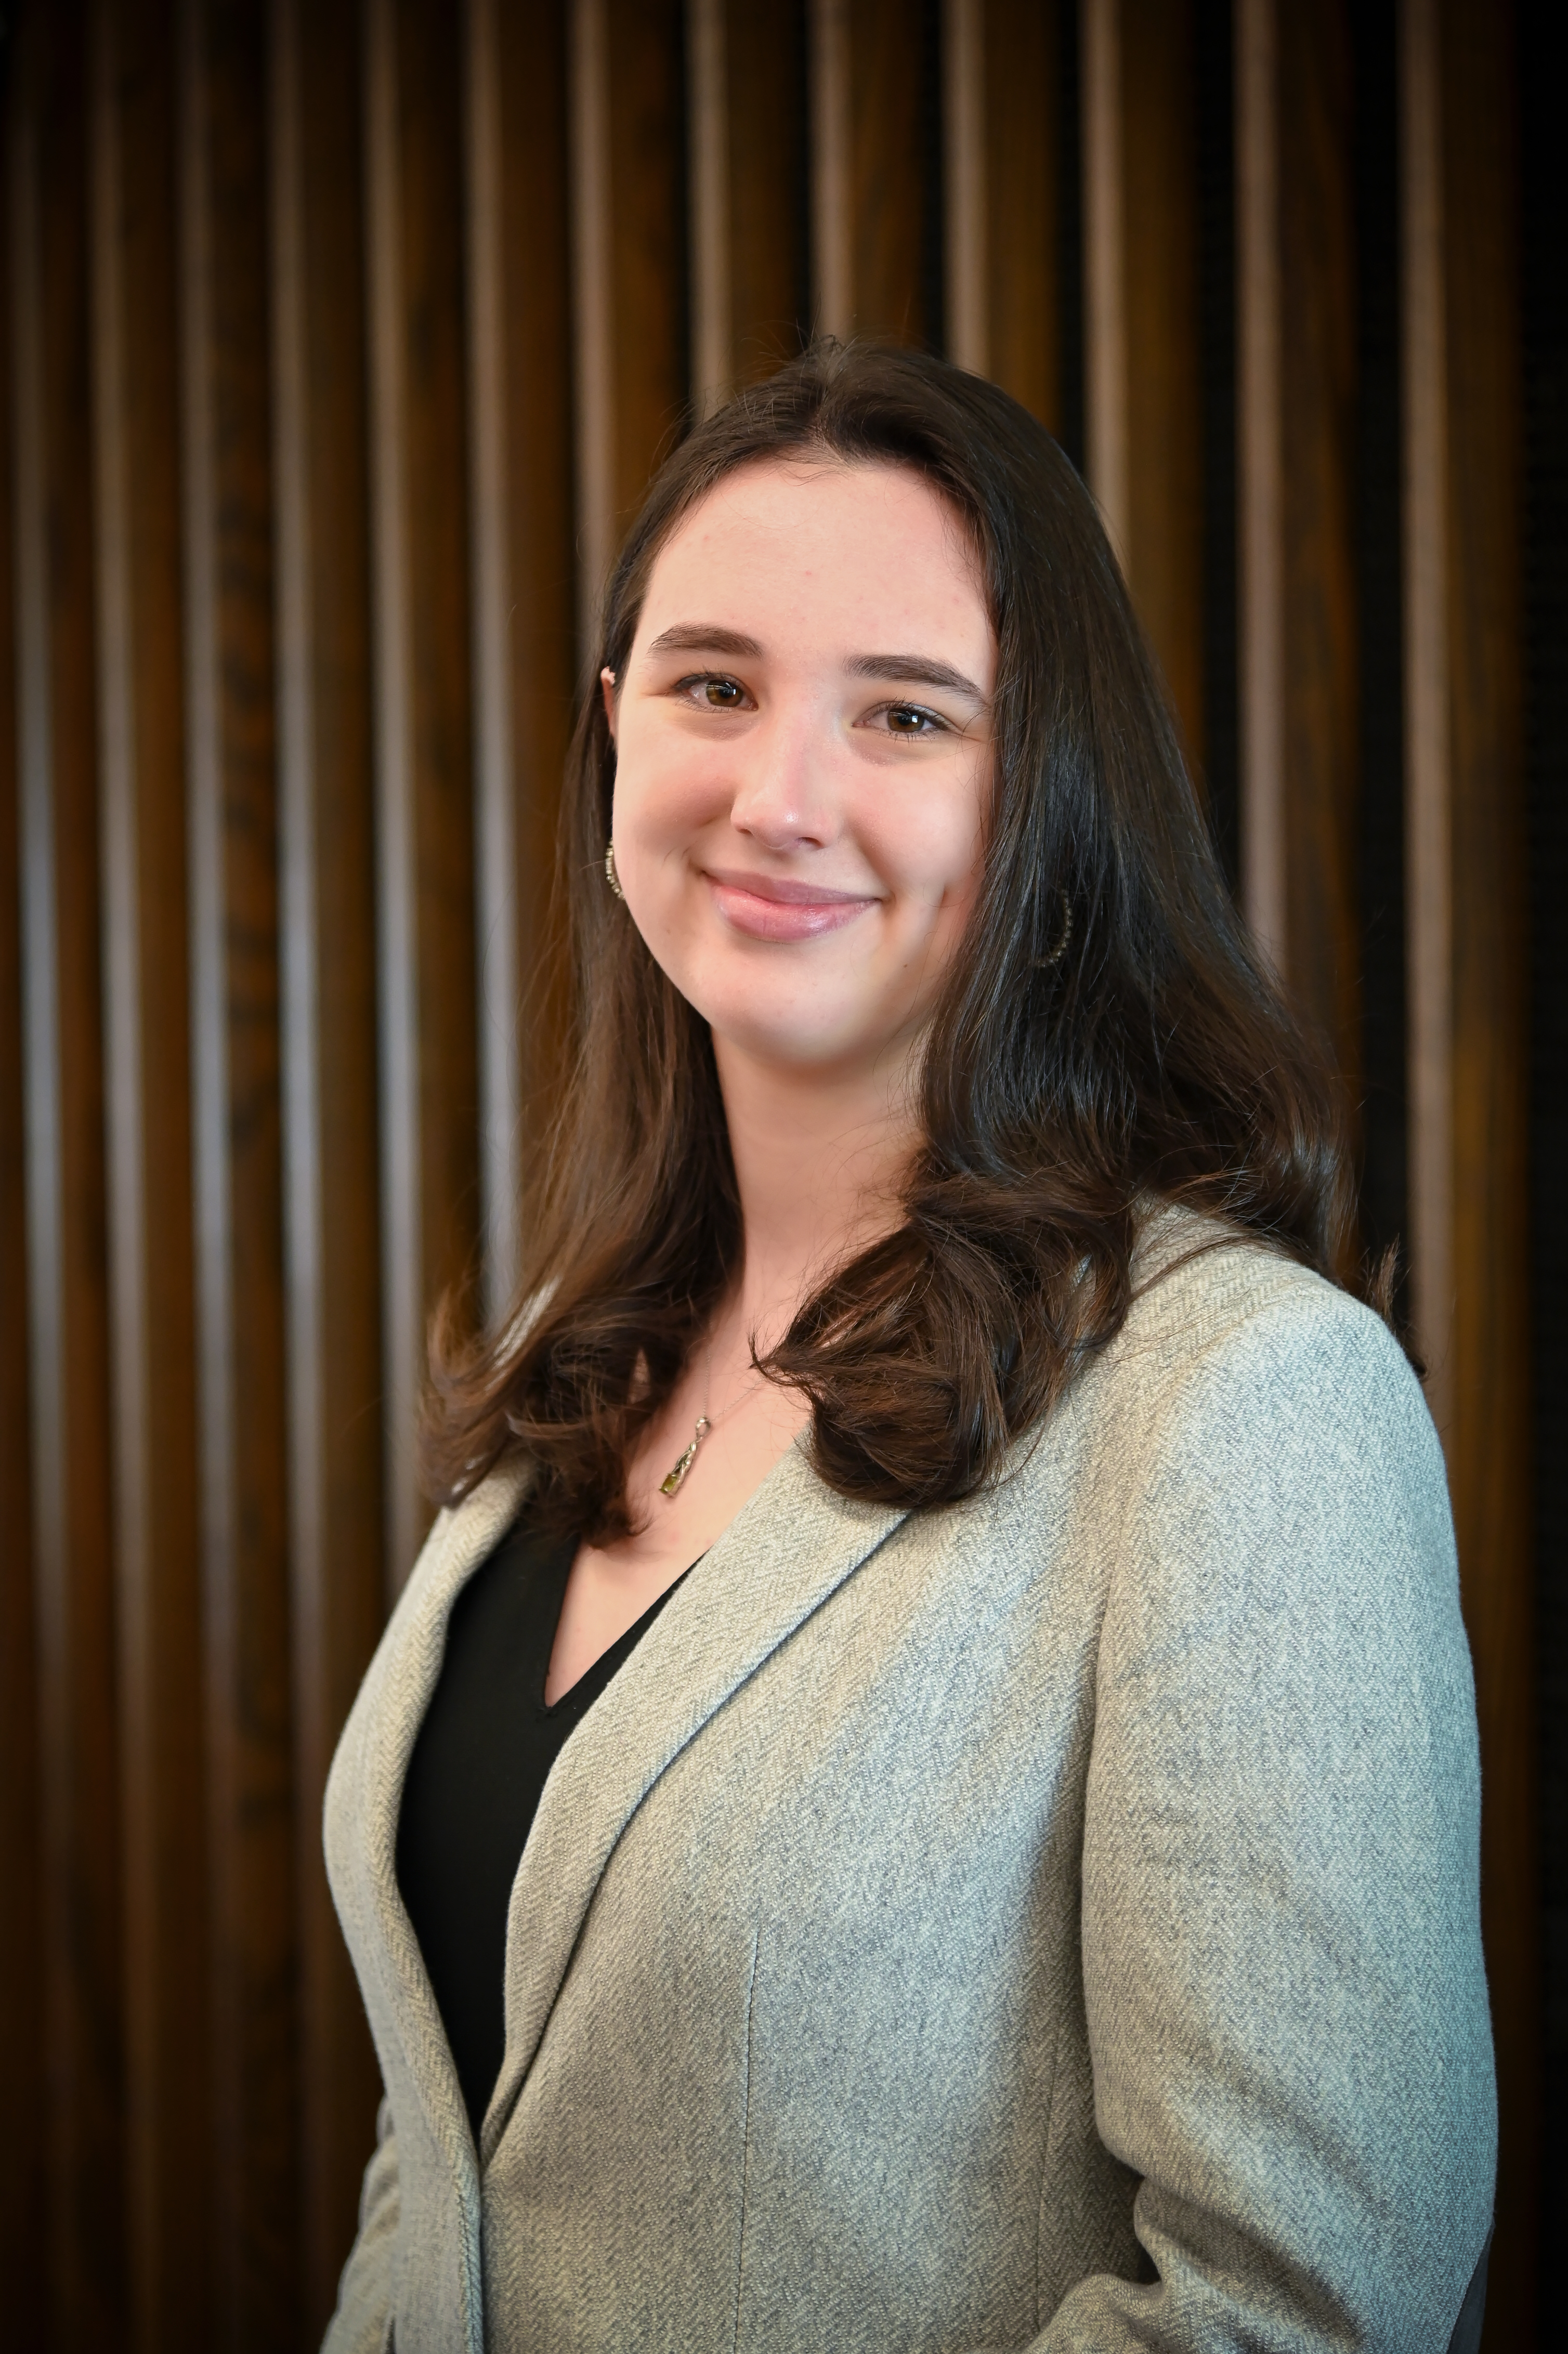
[{"x1": 426, "y1": 339, "x2": 1371, "y2": 1537}]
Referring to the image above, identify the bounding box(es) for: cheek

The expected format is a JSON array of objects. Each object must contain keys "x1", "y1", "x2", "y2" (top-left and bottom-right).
[{"x1": 863, "y1": 777, "x2": 986, "y2": 925}]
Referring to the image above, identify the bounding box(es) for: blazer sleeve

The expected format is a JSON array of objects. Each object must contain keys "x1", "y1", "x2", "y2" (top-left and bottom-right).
[
  {"x1": 1036, "y1": 1283, "x2": 1496, "y2": 2352},
  {"x1": 320, "y1": 2097, "x2": 400, "y2": 2354}
]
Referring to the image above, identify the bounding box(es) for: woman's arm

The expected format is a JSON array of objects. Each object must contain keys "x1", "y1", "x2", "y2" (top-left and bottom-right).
[
  {"x1": 320, "y1": 2097, "x2": 400, "y2": 2354},
  {"x1": 1045, "y1": 1283, "x2": 1495, "y2": 2350}
]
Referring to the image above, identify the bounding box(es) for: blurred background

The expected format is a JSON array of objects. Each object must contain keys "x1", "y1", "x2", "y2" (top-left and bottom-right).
[{"x1": 0, "y1": 1, "x2": 1560, "y2": 2346}]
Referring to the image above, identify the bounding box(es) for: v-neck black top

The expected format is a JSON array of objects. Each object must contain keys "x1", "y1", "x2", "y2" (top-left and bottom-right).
[{"x1": 395, "y1": 1518, "x2": 689, "y2": 2139}]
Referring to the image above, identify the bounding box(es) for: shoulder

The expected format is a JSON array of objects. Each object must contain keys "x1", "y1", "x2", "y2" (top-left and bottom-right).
[
  {"x1": 1075, "y1": 1208, "x2": 1461, "y2": 1698},
  {"x1": 1102, "y1": 1204, "x2": 1430, "y2": 1467}
]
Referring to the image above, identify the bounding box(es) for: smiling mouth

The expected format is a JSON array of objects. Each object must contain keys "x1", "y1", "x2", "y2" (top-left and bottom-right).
[{"x1": 702, "y1": 867, "x2": 879, "y2": 942}]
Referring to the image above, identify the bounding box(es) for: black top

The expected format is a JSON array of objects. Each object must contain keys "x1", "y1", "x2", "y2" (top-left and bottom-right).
[{"x1": 396, "y1": 1517, "x2": 689, "y2": 2138}]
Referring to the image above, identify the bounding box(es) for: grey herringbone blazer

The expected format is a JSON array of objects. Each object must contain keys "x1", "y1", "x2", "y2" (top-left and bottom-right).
[{"x1": 321, "y1": 1223, "x2": 1495, "y2": 2353}]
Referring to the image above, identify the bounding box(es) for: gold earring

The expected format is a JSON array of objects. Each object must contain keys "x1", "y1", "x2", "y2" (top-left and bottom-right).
[
  {"x1": 605, "y1": 840, "x2": 624, "y2": 900},
  {"x1": 1034, "y1": 890, "x2": 1073, "y2": 967}
]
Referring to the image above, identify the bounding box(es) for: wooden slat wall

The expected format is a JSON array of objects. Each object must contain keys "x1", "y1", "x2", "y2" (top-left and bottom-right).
[
  {"x1": 1402, "y1": 0, "x2": 1536, "y2": 2337},
  {"x1": 0, "y1": 1, "x2": 1541, "y2": 2344},
  {"x1": 1083, "y1": 0, "x2": 1204, "y2": 760},
  {"x1": 269, "y1": 0, "x2": 384, "y2": 2322},
  {"x1": 1236, "y1": 0, "x2": 1361, "y2": 1165},
  {"x1": 92, "y1": 3, "x2": 206, "y2": 2341}
]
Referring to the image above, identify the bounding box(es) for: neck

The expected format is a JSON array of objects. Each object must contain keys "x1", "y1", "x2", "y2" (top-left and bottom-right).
[{"x1": 711, "y1": 1034, "x2": 921, "y2": 1356}]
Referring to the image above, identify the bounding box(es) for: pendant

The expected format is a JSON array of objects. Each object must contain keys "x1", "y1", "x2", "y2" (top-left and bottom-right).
[{"x1": 660, "y1": 1416, "x2": 710, "y2": 1498}]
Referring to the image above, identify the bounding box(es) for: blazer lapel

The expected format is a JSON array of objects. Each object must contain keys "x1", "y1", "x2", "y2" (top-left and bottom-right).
[
  {"x1": 480, "y1": 1440, "x2": 907, "y2": 2162},
  {"x1": 335, "y1": 1460, "x2": 534, "y2": 2179}
]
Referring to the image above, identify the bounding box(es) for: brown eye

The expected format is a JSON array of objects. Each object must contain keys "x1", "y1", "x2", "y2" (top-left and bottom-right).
[
  {"x1": 886, "y1": 705, "x2": 930, "y2": 735},
  {"x1": 703, "y1": 676, "x2": 744, "y2": 708}
]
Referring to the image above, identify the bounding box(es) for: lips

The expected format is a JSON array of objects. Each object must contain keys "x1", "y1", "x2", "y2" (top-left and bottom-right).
[{"x1": 703, "y1": 867, "x2": 879, "y2": 943}]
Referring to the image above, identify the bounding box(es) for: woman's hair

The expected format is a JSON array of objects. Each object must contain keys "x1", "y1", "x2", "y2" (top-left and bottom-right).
[{"x1": 426, "y1": 338, "x2": 1377, "y2": 1537}]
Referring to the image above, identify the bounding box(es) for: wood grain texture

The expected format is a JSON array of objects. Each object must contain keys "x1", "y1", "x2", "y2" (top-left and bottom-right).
[
  {"x1": 1237, "y1": 0, "x2": 1360, "y2": 1140},
  {"x1": 0, "y1": 62, "x2": 47, "y2": 2350},
  {"x1": 983, "y1": 0, "x2": 1061, "y2": 429},
  {"x1": 725, "y1": 0, "x2": 808, "y2": 381},
  {"x1": 179, "y1": 2, "x2": 299, "y2": 2342},
  {"x1": 468, "y1": 0, "x2": 576, "y2": 1325},
  {"x1": 89, "y1": 2, "x2": 209, "y2": 2344},
  {"x1": 10, "y1": 7, "x2": 126, "y2": 2342},
  {"x1": 365, "y1": 0, "x2": 480, "y2": 1591},
  {"x1": 270, "y1": 0, "x2": 385, "y2": 2333},
  {"x1": 845, "y1": 0, "x2": 932, "y2": 344},
  {"x1": 608, "y1": 0, "x2": 688, "y2": 517},
  {"x1": 1401, "y1": 0, "x2": 1537, "y2": 2338},
  {"x1": 1084, "y1": 0, "x2": 1204, "y2": 764},
  {"x1": 1277, "y1": 1, "x2": 1358, "y2": 1122}
]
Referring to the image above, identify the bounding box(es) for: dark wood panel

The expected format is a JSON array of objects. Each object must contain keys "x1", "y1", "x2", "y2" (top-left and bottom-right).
[
  {"x1": 0, "y1": 70, "x2": 48, "y2": 2349},
  {"x1": 726, "y1": 0, "x2": 808, "y2": 378},
  {"x1": 11, "y1": 7, "x2": 127, "y2": 2344},
  {"x1": 1277, "y1": 1, "x2": 1359, "y2": 1125},
  {"x1": 89, "y1": 3, "x2": 209, "y2": 2346},
  {"x1": 983, "y1": 0, "x2": 1061, "y2": 429},
  {"x1": 270, "y1": 0, "x2": 385, "y2": 2332},
  {"x1": 469, "y1": 0, "x2": 577, "y2": 1320},
  {"x1": 846, "y1": 0, "x2": 930, "y2": 344},
  {"x1": 608, "y1": 0, "x2": 688, "y2": 515},
  {"x1": 1119, "y1": 0, "x2": 1203, "y2": 765},
  {"x1": 178, "y1": 2, "x2": 299, "y2": 2342},
  {"x1": 366, "y1": 0, "x2": 480, "y2": 1587},
  {"x1": 1412, "y1": 0, "x2": 1537, "y2": 2338},
  {"x1": 1084, "y1": 0, "x2": 1204, "y2": 764},
  {"x1": 1238, "y1": 0, "x2": 1360, "y2": 1174}
]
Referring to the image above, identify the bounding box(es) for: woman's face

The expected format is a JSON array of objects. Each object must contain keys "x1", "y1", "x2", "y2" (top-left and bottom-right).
[{"x1": 607, "y1": 458, "x2": 995, "y2": 1082}]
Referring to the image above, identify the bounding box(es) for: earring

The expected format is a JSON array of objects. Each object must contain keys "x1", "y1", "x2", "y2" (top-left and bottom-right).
[
  {"x1": 605, "y1": 840, "x2": 625, "y2": 900},
  {"x1": 1034, "y1": 890, "x2": 1073, "y2": 968}
]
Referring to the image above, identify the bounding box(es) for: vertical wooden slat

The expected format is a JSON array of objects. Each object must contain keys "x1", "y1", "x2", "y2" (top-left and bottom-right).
[
  {"x1": 809, "y1": 0, "x2": 851, "y2": 338},
  {"x1": 943, "y1": 0, "x2": 985, "y2": 375},
  {"x1": 0, "y1": 49, "x2": 47, "y2": 2351},
  {"x1": 985, "y1": 0, "x2": 1062, "y2": 430},
  {"x1": 89, "y1": 2, "x2": 208, "y2": 2344},
  {"x1": 724, "y1": 0, "x2": 808, "y2": 381},
  {"x1": 570, "y1": 0, "x2": 687, "y2": 647},
  {"x1": 570, "y1": 0, "x2": 613, "y2": 644},
  {"x1": 687, "y1": 0, "x2": 730, "y2": 409},
  {"x1": 1083, "y1": 0, "x2": 1204, "y2": 759},
  {"x1": 179, "y1": 1, "x2": 298, "y2": 2340},
  {"x1": 1236, "y1": 0, "x2": 1360, "y2": 1103},
  {"x1": 608, "y1": 0, "x2": 688, "y2": 511},
  {"x1": 271, "y1": 0, "x2": 385, "y2": 2329},
  {"x1": 10, "y1": 9, "x2": 126, "y2": 2345},
  {"x1": 1082, "y1": 0, "x2": 1127, "y2": 545},
  {"x1": 365, "y1": 0, "x2": 480, "y2": 1589},
  {"x1": 1402, "y1": 1, "x2": 1537, "y2": 2339},
  {"x1": 689, "y1": 0, "x2": 809, "y2": 405},
  {"x1": 467, "y1": 0, "x2": 576, "y2": 1326},
  {"x1": 811, "y1": 0, "x2": 934, "y2": 347},
  {"x1": 1236, "y1": 0, "x2": 1284, "y2": 957},
  {"x1": 944, "y1": 0, "x2": 1062, "y2": 425}
]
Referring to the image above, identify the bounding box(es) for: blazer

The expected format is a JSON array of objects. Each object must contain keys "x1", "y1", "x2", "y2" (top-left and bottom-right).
[{"x1": 321, "y1": 1219, "x2": 1496, "y2": 2353}]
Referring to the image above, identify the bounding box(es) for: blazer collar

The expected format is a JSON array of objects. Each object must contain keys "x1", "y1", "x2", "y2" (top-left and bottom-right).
[
  {"x1": 341, "y1": 1461, "x2": 535, "y2": 2192},
  {"x1": 479, "y1": 1442, "x2": 907, "y2": 2162}
]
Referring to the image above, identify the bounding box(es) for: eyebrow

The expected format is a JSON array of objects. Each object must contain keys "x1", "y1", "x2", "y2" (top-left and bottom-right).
[
  {"x1": 844, "y1": 651, "x2": 987, "y2": 703},
  {"x1": 643, "y1": 624, "x2": 987, "y2": 706},
  {"x1": 644, "y1": 623, "x2": 764, "y2": 659}
]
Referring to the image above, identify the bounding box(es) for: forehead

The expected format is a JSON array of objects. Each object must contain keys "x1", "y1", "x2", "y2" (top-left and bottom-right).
[{"x1": 635, "y1": 457, "x2": 990, "y2": 653}]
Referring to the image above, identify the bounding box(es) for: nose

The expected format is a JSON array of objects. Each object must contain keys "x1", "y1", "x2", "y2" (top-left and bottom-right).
[{"x1": 726, "y1": 697, "x2": 840, "y2": 853}]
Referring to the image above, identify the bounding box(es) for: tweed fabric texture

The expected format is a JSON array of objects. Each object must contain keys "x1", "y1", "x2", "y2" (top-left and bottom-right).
[{"x1": 321, "y1": 1225, "x2": 1495, "y2": 2353}]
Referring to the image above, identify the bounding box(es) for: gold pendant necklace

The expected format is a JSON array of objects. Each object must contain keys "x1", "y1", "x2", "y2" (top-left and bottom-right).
[{"x1": 659, "y1": 1416, "x2": 711, "y2": 1498}]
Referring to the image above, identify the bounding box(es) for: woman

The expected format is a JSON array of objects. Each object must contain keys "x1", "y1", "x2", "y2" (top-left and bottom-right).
[{"x1": 323, "y1": 343, "x2": 1494, "y2": 2353}]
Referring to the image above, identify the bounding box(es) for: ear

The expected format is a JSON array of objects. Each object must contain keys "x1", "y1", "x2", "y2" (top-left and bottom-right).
[{"x1": 600, "y1": 666, "x2": 618, "y2": 741}]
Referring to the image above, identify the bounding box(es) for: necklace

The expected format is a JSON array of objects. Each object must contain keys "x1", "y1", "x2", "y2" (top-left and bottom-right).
[{"x1": 658, "y1": 1360, "x2": 766, "y2": 1498}]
